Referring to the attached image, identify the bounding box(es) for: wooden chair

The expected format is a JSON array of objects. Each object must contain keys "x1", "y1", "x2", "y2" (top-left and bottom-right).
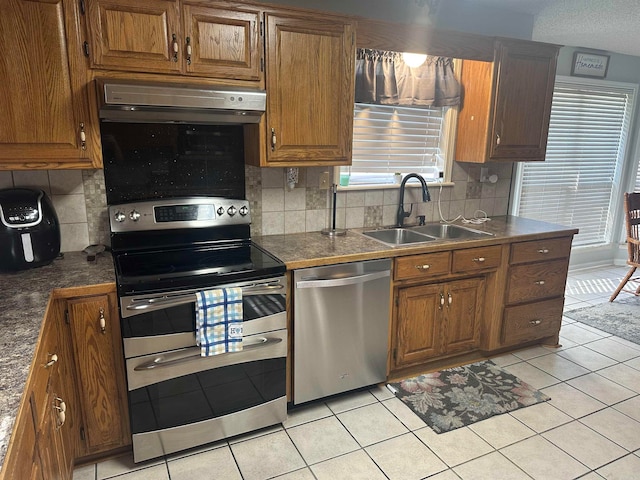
[{"x1": 610, "y1": 192, "x2": 640, "y2": 302}]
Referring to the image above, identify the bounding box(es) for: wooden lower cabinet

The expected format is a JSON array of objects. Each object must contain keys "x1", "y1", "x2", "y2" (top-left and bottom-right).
[
  {"x1": 0, "y1": 285, "x2": 130, "y2": 480},
  {"x1": 64, "y1": 291, "x2": 130, "y2": 458},
  {"x1": 393, "y1": 277, "x2": 485, "y2": 370},
  {"x1": 501, "y1": 237, "x2": 572, "y2": 347}
]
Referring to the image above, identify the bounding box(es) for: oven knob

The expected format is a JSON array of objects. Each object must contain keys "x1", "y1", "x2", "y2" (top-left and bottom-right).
[
  {"x1": 216, "y1": 206, "x2": 225, "y2": 216},
  {"x1": 114, "y1": 211, "x2": 126, "y2": 222},
  {"x1": 239, "y1": 205, "x2": 249, "y2": 216},
  {"x1": 227, "y1": 206, "x2": 237, "y2": 216},
  {"x1": 129, "y1": 209, "x2": 141, "y2": 222}
]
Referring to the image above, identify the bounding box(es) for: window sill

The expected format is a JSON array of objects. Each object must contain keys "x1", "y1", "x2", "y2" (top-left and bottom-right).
[{"x1": 337, "y1": 181, "x2": 454, "y2": 192}]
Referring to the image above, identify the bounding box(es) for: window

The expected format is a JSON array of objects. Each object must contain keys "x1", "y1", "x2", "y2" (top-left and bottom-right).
[
  {"x1": 512, "y1": 76, "x2": 637, "y2": 247},
  {"x1": 338, "y1": 103, "x2": 454, "y2": 187}
]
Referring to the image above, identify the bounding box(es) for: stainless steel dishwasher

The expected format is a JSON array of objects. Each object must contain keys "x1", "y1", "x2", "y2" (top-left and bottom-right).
[{"x1": 293, "y1": 258, "x2": 391, "y2": 404}]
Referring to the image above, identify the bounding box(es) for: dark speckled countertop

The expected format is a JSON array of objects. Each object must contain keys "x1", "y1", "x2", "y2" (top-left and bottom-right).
[
  {"x1": 0, "y1": 251, "x2": 116, "y2": 469},
  {"x1": 254, "y1": 216, "x2": 579, "y2": 269}
]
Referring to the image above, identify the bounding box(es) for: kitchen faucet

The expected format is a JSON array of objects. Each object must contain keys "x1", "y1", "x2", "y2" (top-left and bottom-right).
[{"x1": 396, "y1": 173, "x2": 431, "y2": 227}]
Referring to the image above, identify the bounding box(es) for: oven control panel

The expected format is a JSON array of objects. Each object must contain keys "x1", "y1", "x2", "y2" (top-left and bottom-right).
[{"x1": 109, "y1": 197, "x2": 250, "y2": 232}]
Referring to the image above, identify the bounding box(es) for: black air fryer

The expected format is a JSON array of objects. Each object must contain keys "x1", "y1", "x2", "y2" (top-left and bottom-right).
[{"x1": 0, "y1": 188, "x2": 61, "y2": 271}]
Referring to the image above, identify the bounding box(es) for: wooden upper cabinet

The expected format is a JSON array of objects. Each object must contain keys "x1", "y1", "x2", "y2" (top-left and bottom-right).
[
  {"x1": 262, "y1": 12, "x2": 355, "y2": 166},
  {"x1": 183, "y1": 4, "x2": 261, "y2": 80},
  {"x1": 455, "y1": 39, "x2": 559, "y2": 163},
  {"x1": 0, "y1": 0, "x2": 100, "y2": 170},
  {"x1": 86, "y1": 0, "x2": 182, "y2": 73},
  {"x1": 85, "y1": 0, "x2": 262, "y2": 80}
]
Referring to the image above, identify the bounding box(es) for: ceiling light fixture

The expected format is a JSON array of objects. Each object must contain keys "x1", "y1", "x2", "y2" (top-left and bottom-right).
[{"x1": 402, "y1": 52, "x2": 428, "y2": 68}]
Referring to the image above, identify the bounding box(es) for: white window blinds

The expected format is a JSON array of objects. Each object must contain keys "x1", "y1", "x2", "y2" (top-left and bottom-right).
[
  {"x1": 514, "y1": 78, "x2": 636, "y2": 247},
  {"x1": 341, "y1": 103, "x2": 444, "y2": 185}
]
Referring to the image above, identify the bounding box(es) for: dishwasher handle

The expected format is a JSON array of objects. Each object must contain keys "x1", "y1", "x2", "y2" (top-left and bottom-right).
[{"x1": 296, "y1": 270, "x2": 390, "y2": 289}]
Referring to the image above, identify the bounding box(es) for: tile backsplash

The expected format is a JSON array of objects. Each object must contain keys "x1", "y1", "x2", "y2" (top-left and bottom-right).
[
  {"x1": 0, "y1": 161, "x2": 512, "y2": 252},
  {"x1": 248, "y1": 162, "x2": 513, "y2": 236}
]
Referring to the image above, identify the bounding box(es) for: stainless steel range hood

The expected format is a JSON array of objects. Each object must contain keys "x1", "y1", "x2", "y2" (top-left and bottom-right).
[{"x1": 97, "y1": 80, "x2": 266, "y2": 124}]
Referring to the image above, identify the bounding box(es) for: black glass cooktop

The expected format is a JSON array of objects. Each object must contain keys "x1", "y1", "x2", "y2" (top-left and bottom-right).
[{"x1": 114, "y1": 242, "x2": 285, "y2": 295}]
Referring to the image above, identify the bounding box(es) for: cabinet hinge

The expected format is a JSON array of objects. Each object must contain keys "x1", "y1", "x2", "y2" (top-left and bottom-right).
[
  {"x1": 395, "y1": 296, "x2": 398, "y2": 307},
  {"x1": 260, "y1": 20, "x2": 263, "y2": 37},
  {"x1": 82, "y1": 41, "x2": 90, "y2": 58},
  {"x1": 352, "y1": 31, "x2": 355, "y2": 46},
  {"x1": 260, "y1": 57, "x2": 264, "y2": 72},
  {"x1": 64, "y1": 309, "x2": 70, "y2": 325},
  {"x1": 80, "y1": 426, "x2": 85, "y2": 441},
  {"x1": 79, "y1": 0, "x2": 86, "y2": 15},
  {"x1": 393, "y1": 347, "x2": 397, "y2": 360}
]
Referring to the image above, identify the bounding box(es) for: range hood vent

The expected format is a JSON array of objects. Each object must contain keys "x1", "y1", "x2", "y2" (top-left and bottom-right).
[{"x1": 97, "y1": 80, "x2": 266, "y2": 124}]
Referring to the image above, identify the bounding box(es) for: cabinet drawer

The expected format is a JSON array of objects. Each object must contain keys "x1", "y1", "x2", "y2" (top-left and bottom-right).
[
  {"x1": 394, "y1": 252, "x2": 450, "y2": 281},
  {"x1": 452, "y1": 245, "x2": 501, "y2": 273},
  {"x1": 502, "y1": 297, "x2": 564, "y2": 344},
  {"x1": 510, "y1": 237, "x2": 572, "y2": 265},
  {"x1": 506, "y1": 259, "x2": 568, "y2": 304}
]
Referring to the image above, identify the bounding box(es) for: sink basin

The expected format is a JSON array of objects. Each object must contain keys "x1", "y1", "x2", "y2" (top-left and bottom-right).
[
  {"x1": 362, "y1": 228, "x2": 436, "y2": 246},
  {"x1": 409, "y1": 223, "x2": 493, "y2": 239}
]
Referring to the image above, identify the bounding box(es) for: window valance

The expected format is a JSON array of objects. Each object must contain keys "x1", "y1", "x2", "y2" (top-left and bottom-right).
[{"x1": 354, "y1": 48, "x2": 460, "y2": 107}]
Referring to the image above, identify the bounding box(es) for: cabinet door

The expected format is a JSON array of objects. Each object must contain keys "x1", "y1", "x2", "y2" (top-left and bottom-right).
[
  {"x1": 489, "y1": 40, "x2": 558, "y2": 161},
  {"x1": 394, "y1": 283, "x2": 443, "y2": 368},
  {"x1": 86, "y1": 0, "x2": 181, "y2": 73},
  {"x1": 67, "y1": 293, "x2": 130, "y2": 456},
  {"x1": 0, "y1": 0, "x2": 100, "y2": 169},
  {"x1": 443, "y1": 278, "x2": 484, "y2": 354},
  {"x1": 264, "y1": 13, "x2": 354, "y2": 165},
  {"x1": 183, "y1": 4, "x2": 261, "y2": 80}
]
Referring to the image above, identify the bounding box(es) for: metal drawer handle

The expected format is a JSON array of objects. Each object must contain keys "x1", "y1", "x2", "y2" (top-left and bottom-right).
[
  {"x1": 447, "y1": 292, "x2": 452, "y2": 306},
  {"x1": 99, "y1": 307, "x2": 106, "y2": 334},
  {"x1": 439, "y1": 293, "x2": 444, "y2": 310},
  {"x1": 133, "y1": 337, "x2": 282, "y2": 371},
  {"x1": 535, "y1": 280, "x2": 546, "y2": 285},
  {"x1": 45, "y1": 353, "x2": 58, "y2": 368},
  {"x1": 538, "y1": 248, "x2": 550, "y2": 254},
  {"x1": 54, "y1": 397, "x2": 67, "y2": 428},
  {"x1": 472, "y1": 257, "x2": 486, "y2": 263},
  {"x1": 415, "y1": 264, "x2": 430, "y2": 270},
  {"x1": 529, "y1": 319, "x2": 542, "y2": 325}
]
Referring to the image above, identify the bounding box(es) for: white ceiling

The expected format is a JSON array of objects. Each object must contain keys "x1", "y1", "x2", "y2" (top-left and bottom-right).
[{"x1": 468, "y1": 0, "x2": 640, "y2": 57}]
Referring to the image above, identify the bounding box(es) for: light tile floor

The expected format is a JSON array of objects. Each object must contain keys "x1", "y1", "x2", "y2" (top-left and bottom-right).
[{"x1": 73, "y1": 265, "x2": 640, "y2": 480}]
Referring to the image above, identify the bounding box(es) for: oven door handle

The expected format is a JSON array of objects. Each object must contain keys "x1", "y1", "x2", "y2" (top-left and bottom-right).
[
  {"x1": 133, "y1": 336, "x2": 281, "y2": 371},
  {"x1": 126, "y1": 283, "x2": 285, "y2": 311}
]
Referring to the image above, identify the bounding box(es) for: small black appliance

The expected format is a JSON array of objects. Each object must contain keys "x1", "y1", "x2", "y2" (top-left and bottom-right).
[{"x1": 0, "y1": 188, "x2": 61, "y2": 271}]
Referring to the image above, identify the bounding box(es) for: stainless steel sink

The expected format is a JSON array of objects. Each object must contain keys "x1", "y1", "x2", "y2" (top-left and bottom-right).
[
  {"x1": 362, "y1": 228, "x2": 436, "y2": 246},
  {"x1": 409, "y1": 223, "x2": 493, "y2": 239}
]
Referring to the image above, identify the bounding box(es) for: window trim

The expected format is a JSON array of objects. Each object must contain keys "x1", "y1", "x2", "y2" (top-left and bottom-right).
[{"x1": 334, "y1": 104, "x2": 458, "y2": 190}]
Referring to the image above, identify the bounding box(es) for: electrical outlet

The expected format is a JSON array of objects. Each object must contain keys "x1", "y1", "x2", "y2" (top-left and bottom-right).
[{"x1": 319, "y1": 172, "x2": 330, "y2": 189}]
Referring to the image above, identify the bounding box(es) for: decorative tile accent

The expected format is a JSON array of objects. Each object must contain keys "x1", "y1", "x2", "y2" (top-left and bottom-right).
[
  {"x1": 364, "y1": 205, "x2": 383, "y2": 227},
  {"x1": 306, "y1": 187, "x2": 328, "y2": 210},
  {"x1": 82, "y1": 169, "x2": 109, "y2": 246}
]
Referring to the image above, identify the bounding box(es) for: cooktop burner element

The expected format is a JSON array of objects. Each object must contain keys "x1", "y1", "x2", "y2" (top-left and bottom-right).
[{"x1": 108, "y1": 197, "x2": 285, "y2": 295}]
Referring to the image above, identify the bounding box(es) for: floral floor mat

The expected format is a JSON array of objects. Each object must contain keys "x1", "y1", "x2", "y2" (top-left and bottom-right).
[{"x1": 387, "y1": 360, "x2": 550, "y2": 433}]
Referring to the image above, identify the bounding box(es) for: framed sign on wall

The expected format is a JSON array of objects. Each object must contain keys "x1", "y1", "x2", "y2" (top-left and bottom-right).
[{"x1": 571, "y1": 52, "x2": 610, "y2": 78}]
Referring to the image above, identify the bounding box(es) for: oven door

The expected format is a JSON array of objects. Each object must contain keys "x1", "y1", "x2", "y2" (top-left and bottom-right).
[
  {"x1": 120, "y1": 276, "x2": 286, "y2": 358},
  {"x1": 128, "y1": 329, "x2": 287, "y2": 462}
]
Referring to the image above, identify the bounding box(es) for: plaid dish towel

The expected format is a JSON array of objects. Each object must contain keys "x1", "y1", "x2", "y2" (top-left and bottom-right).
[{"x1": 195, "y1": 287, "x2": 243, "y2": 356}]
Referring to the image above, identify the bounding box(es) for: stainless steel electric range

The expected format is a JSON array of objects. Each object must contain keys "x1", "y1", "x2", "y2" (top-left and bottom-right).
[{"x1": 109, "y1": 196, "x2": 287, "y2": 463}]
